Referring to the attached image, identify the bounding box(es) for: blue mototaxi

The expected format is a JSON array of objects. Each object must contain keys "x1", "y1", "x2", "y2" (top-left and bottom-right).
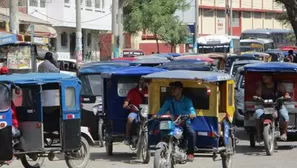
[
  {"x1": 243, "y1": 62, "x2": 297, "y2": 147},
  {"x1": 0, "y1": 73, "x2": 89, "y2": 168},
  {"x1": 78, "y1": 62, "x2": 135, "y2": 147},
  {"x1": 143, "y1": 70, "x2": 236, "y2": 168},
  {"x1": 100, "y1": 66, "x2": 166, "y2": 160}
]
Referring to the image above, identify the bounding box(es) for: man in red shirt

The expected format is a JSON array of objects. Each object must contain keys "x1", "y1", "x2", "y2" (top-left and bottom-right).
[{"x1": 122, "y1": 79, "x2": 148, "y2": 145}]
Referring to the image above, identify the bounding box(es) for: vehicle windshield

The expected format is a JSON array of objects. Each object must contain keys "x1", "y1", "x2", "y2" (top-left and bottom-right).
[
  {"x1": 240, "y1": 47, "x2": 263, "y2": 52},
  {"x1": 0, "y1": 83, "x2": 10, "y2": 112},
  {"x1": 80, "y1": 74, "x2": 103, "y2": 96},
  {"x1": 232, "y1": 64, "x2": 246, "y2": 75}
]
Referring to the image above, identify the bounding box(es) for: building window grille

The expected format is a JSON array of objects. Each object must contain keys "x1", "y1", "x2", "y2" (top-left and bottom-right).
[
  {"x1": 29, "y1": 0, "x2": 38, "y2": 7},
  {"x1": 40, "y1": 0, "x2": 46, "y2": 8}
]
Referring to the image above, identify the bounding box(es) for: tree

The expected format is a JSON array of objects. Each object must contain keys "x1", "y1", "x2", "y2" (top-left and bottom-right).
[
  {"x1": 275, "y1": 0, "x2": 297, "y2": 44},
  {"x1": 123, "y1": 0, "x2": 189, "y2": 52},
  {"x1": 159, "y1": 16, "x2": 189, "y2": 52}
]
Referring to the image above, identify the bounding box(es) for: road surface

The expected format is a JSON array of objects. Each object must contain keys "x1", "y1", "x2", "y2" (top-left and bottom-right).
[{"x1": 4, "y1": 128, "x2": 297, "y2": 168}]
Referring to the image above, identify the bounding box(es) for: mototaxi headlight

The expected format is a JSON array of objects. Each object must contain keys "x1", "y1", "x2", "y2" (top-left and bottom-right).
[
  {"x1": 140, "y1": 107, "x2": 148, "y2": 118},
  {"x1": 159, "y1": 121, "x2": 172, "y2": 130}
]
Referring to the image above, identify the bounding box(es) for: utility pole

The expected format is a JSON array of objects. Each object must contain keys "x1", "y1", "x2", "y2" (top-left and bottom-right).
[
  {"x1": 75, "y1": 0, "x2": 83, "y2": 64},
  {"x1": 230, "y1": 0, "x2": 233, "y2": 36},
  {"x1": 118, "y1": 0, "x2": 124, "y2": 58},
  {"x1": 112, "y1": 0, "x2": 119, "y2": 59},
  {"x1": 194, "y1": 0, "x2": 199, "y2": 53},
  {"x1": 225, "y1": 0, "x2": 230, "y2": 35},
  {"x1": 9, "y1": 0, "x2": 19, "y2": 34}
]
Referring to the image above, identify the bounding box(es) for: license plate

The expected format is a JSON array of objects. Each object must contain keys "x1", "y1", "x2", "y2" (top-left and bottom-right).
[
  {"x1": 264, "y1": 108, "x2": 275, "y2": 114},
  {"x1": 159, "y1": 121, "x2": 171, "y2": 130}
]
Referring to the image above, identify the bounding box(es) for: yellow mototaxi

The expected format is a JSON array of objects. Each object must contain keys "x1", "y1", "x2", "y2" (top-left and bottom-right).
[
  {"x1": 144, "y1": 70, "x2": 236, "y2": 168},
  {"x1": 241, "y1": 51, "x2": 271, "y2": 62}
]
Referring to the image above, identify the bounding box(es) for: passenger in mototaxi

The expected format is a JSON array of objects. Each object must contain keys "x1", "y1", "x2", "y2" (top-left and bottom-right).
[
  {"x1": 152, "y1": 81, "x2": 196, "y2": 162},
  {"x1": 123, "y1": 78, "x2": 148, "y2": 145},
  {"x1": 253, "y1": 74, "x2": 291, "y2": 142}
]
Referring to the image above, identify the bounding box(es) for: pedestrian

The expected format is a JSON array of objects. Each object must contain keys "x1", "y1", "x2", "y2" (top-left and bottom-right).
[{"x1": 38, "y1": 52, "x2": 60, "y2": 73}]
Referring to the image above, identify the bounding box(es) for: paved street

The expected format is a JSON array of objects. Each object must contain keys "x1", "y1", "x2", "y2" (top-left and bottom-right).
[{"x1": 4, "y1": 128, "x2": 297, "y2": 168}]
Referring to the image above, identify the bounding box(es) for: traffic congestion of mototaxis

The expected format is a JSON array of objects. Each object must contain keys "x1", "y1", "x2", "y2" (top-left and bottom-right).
[{"x1": 1, "y1": 31, "x2": 297, "y2": 168}]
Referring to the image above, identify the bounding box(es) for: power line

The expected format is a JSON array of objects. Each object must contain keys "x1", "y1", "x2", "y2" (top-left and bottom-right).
[{"x1": 32, "y1": 10, "x2": 111, "y2": 23}]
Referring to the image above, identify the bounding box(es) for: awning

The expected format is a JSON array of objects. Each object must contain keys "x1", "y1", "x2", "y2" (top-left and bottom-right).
[
  {"x1": 0, "y1": 32, "x2": 17, "y2": 46},
  {"x1": 25, "y1": 24, "x2": 57, "y2": 38},
  {"x1": 0, "y1": 14, "x2": 9, "y2": 22}
]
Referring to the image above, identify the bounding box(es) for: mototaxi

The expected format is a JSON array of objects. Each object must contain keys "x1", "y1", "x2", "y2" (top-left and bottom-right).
[
  {"x1": 243, "y1": 62, "x2": 297, "y2": 148},
  {"x1": 100, "y1": 66, "x2": 166, "y2": 163},
  {"x1": 78, "y1": 62, "x2": 134, "y2": 147},
  {"x1": 0, "y1": 73, "x2": 89, "y2": 168},
  {"x1": 144, "y1": 70, "x2": 236, "y2": 168}
]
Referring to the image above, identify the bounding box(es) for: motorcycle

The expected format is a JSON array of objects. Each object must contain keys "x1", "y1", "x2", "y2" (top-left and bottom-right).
[
  {"x1": 92, "y1": 103, "x2": 105, "y2": 147},
  {"x1": 253, "y1": 96, "x2": 286, "y2": 155},
  {"x1": 153, "y1": 114, "x2": 189, "y2": 168}
]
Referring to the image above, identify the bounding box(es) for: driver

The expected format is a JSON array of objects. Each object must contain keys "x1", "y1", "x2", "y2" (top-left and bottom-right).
[
  {"x1": 123, "y1": 79, "x2": 148, "y2": 145},
  {"x1": 254, "y1": 74, "x2": 290, "y2": 142},
  {"x1": 152, "y1": 81, "x2": 196, "y2": 162}
]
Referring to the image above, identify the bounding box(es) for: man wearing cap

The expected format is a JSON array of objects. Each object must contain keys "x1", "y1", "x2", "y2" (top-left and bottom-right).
[{"x1": 153, "y1": 81, "x2": 196, "y2": 162}]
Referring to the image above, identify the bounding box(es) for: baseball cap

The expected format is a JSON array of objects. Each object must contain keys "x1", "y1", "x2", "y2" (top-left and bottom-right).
[
  {"x1": 169, "y1": 81, "x2": 183, "y2": 88},
  {"x1": 0, "y1": 66, "x2": 8, "y2": 74}
]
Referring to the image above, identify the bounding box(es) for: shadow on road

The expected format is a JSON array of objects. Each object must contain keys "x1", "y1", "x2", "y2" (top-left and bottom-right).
[{"x1": 90, "y1": 152, "x2": 146, "y2": 164}]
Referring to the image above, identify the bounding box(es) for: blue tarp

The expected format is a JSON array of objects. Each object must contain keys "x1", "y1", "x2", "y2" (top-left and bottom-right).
[
  {"x1": 143, "y1": 70, "x2": 233, "y2": 82},
  {"x1": 0, "y1": 73, "x2": 79, "y2": 84},
  {"x1": 0, "y1": 32, "x2": 17, "y2": 46},
  {"x1": 244, "y1": 62, "x2": 297, "y2": 72},
  {"x1": 79, "y1": 62, "x2": 133, "y2": 74},
  {"x1": 101, "y1": 66, "x2": 167, "y2": 78},
  {"x1": 157, "y1": 61, "x2": 212, "y2": 71}
]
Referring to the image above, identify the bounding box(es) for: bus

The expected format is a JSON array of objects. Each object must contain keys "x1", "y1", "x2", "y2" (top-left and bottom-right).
[
  {"x1": 241, "y1": 29, "x2": 294, "y2": 48},
  {"x1": 240, "y1": 38, "x2": 274, "y2": 53},
  {"x1": 197, "y1": 35, "x2": 240, "y2": 54}
]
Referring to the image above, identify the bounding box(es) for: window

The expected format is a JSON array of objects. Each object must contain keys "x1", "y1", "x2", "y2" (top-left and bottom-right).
[
  {"x1": 65, "y1": 0, "x2": 70, "y2": 3},
  {"x1": 87, "y1": 33, "x2": 92, "y2": 46},
  {"x1": 61, "y1": 32, "x2": 68, "y2": 47},
  {"x1": 95, "y1": 0, "x2": 101, "y2": 8},
  {"x1": 86, "y1": 0, "x2": 92, "y2": 7},
  {"x1": 0, "y1": 84, "x2": 10, "y2": 112},
  {"x1": 80, "y1": 75, "x2": 103, "y2": 95},
  {"x1": 232, "y1": 12, "x2": 239, "y2": 27},
  {"x1": 228, "y1": 83, "x2": 233, "y2": 106},
  {"x1": 242, "y1": 12, "x2": 251, "y2": 18},
  {"x1": 160, "y1": 87, "x2": 210, "y2": 110},
  {"x1": 117, "y1": 78, "x2": 139, "y2": 97},
  {"x1": 66, "y1": 87, "x2": 76, "y2": 109},
  {"x1": 253, "y1": 12, "x2": 261, "y2": 19},
  {"x1": 29, "y1": 0, "x2": 38, "y2": 7},
  {"x1": 40, "y1": 0, "x2": 46, "y2": 8}
]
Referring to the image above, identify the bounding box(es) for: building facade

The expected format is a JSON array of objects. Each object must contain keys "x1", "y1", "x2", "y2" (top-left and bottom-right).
[
  {"x1": 135, "y1": 0, "x2": 288, "y2": 53},
  {"x1": 26, "y1": 0, "x2": 111, "y2": 60}
]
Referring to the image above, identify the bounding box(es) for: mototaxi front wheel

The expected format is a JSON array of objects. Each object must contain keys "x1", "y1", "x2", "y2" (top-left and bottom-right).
[
  {"x1": 20, "y1": 154, "x2": 45, "y2": 168},
  {"x1": 141, "y1": 134, "x2": 150, "y2": 164},
  {"x1": 65, "y1": 137, "x2": 90, "y2": 168},
  {"x1": 263, "y1": 124, "x2": 274, "y2": 156},
  {"x1": 221, "y1": 137, "x2": 233, "y2": 168}
]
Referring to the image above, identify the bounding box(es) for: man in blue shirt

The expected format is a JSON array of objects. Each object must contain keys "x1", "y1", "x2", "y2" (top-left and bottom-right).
[{"x1": 153, "y1": 81, "x2": 196, "y2": 162}]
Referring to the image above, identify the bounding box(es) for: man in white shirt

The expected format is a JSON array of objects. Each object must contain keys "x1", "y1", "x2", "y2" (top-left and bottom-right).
[{"x1": 38, "y1": 52, "x2": 60, "y2": 107}]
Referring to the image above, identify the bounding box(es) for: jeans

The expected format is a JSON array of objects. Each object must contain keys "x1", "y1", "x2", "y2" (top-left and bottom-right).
[
  {"x1": 255, "y1": 105, "x2": 289, "y2": 122},
  {"x1": 183, "y1": 124, "x2": 196, "y2": 154}
]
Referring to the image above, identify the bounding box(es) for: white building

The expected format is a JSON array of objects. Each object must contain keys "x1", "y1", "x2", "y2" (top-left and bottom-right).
[{"x1": 25, "y1": 0, "x2": 111, "y2": 60}]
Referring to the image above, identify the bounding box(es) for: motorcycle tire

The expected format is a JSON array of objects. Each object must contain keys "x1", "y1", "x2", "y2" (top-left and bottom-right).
[
  {"x1": 65, "y1": 137, "x2": 90, "y2": 168},
  {"x1": 141, "y1": 134, "x2": 150, "y2": 164},
  {"x1": 263, "y1": 124, "x2": 274, "y2": 156},
  {"x1": 98, "y1": 118, "x2": 104, "y2": 147},
  {"x1": 154, "y1": 145, "x2": 174, "y2": 168}
]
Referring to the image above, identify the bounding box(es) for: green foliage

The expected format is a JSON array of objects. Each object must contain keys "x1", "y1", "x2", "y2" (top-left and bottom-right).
[
  {"x1": 158, "y1": 16, "x2": 189, "y2": 52},
  {"x1": 123, "y1": 0, "x2": 190, "y2": 52}
]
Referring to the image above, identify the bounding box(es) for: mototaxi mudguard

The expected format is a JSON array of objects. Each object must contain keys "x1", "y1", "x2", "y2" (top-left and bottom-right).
[{"x1": 155, "y1": 141, "x2": 168, "y2": 150}]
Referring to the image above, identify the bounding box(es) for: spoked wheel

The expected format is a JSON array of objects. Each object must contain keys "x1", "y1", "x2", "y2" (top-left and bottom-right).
[
  {"x1": 263, "y1": 124, "x2": 274, "y2": 156},
  {"x1": 98, "y1": 118, "x2": 105, "y2": 147},
  {"x1": 154, "y1": 145, "x2": 173, "y2": 168},
  {"x1": 141, "y1": 134, "x2": 150, "y2": 164},
  {"x1": 20, "y1": 153, "x2": 45, "y2": 168},
  {"x1": 65, "y1": 137, "x2": 90, "y2": 168},
  {"x1": 221, "y1": 137, "x2": 234, "y2": 168}
]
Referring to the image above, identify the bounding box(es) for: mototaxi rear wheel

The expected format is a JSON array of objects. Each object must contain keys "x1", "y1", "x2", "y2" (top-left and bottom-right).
[
  {"x1": 65, "y1": 137, "x2": 90, "y2": 168},
  {"x1": 20, "y1": 153, "x2": 45, "y2": 168}
]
